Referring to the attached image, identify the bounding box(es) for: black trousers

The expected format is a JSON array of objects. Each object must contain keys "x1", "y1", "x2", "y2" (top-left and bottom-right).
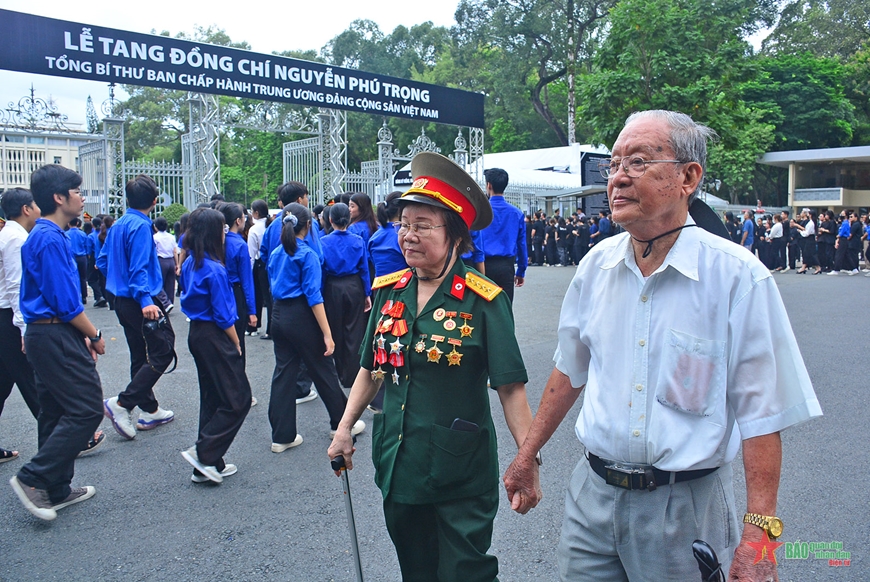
[
  {"x1": 801, "y1": 238, "x2": 819, "y2": 268},
  {"x1": 484, "y1": 256, "x2": 516, "y2": 304},
  {"x1": 188, "y1": 321, "x2": 251, "y2": 470},
  {"x1": 114, "y1": 296, "x2": 175, "y2": 413},
  {"x1": 323, "y1": 275, "x2": 367, "y2": 388},
  {"x1": 253, "y1": 260, "x2": 271, "y2": 334},
  {"x1": 74, "y1": 255, "x2": 88, "y2": 302},
  {"x1": 834, "y1": 237, "x2": 850, "y2": 271},
  {"x1": 0, "y1": 309, "x2": 40, "y2": 419},
  {"x1": 86, "y1": 257, "x2": 104, "y2": 302},
  {"x1": 158, "y1": 257, "x2": 177, "y2": 306},
  {"x1": 770, "y1": 238, "x2": 786, "y2": 269},
  {"x1": 232, "y1": 283, "x2": 247, "y2": 365},
  {"x1": 269, "y1": 297, "x2": 347, "y2": 442},
  {"x1": 788, "y1": 242, "x2": 799, "y2": 269},
  {"x1": 848, "y1": 245, "x2": 860, "y2": 271},
  {"x1": 17, "y1": 323, "x2": 103, "y2": 503},
  {"x1": 532, "y1": 238, "x2": 544, "y2": 265}
]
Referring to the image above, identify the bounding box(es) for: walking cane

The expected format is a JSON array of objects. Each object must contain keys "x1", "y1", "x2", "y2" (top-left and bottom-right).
[
  {"x1": 331, "y1": 453, "x2": 364, "y2": 582},
  {"x1": 693, "y1": 540, "x2": 726, "y2": 582}
]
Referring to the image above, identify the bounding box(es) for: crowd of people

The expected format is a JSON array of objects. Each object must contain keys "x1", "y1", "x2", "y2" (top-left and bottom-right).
[
  {"x1": 525, "y1": 208, "x2": 623, "y2": 268},
  {"x1": 725, "y1": 207, "x2": 870, "y2": 275}
]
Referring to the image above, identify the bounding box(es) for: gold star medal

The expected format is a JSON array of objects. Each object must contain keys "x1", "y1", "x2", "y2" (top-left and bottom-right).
[
  {"x1": 446, "y1": 338, "x2": 463, "y2": 366},
  {"x1": 459, "y1": 312, "x2": 474, "y2": 338},
  {"x1": 427, "y1": 335, "x2": 445, "y2": 363},
  {"x1": 370, "y1": 367, "x2": 386, "y2": 381},
  {"x1": 391, "y1": 370, "x2": 400, "y2": 384},
  {"x1": 443, "y1": 311, "x2": 457, "y2": 331},
  {"x1": 433, "y1": 308, "x2": 446, "y2": 322},
  {"x1": 415, "y1": 334, "x2": 428, "y2": 353}
]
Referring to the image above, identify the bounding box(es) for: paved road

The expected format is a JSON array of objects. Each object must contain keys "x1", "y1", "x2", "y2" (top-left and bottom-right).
[{"x1": 0, "y1": 265, "x2": 865, "y2": 581}]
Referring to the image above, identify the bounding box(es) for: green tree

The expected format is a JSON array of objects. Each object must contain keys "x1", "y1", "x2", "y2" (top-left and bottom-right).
[{"x1": 762, "y1": 0, "x2": 870, "y2": 59}]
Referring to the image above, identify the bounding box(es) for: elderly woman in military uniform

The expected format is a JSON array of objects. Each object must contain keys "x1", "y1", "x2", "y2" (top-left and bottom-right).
[{"x1": 328, "y1": 152, "x2": 541, "y2": 582}]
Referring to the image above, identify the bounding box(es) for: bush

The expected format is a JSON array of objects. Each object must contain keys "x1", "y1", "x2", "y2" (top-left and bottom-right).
[{"x1": 161, "y1": 203, "x2": 188, "y2": 227}]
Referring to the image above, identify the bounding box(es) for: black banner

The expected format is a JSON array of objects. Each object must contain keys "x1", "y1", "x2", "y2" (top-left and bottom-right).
[{"x1": 0, "y1": 9, "x2": 485, "y2": 128}]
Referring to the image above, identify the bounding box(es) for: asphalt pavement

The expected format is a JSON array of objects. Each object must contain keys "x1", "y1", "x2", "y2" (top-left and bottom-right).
[{"x1": 0, "y1": 264, "x2": 865, "y2": 581}]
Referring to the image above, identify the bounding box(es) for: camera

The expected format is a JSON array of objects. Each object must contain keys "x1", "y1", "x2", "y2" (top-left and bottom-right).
[{"x1": 143, "y1": 315, "x2": 168, "y2": 334}]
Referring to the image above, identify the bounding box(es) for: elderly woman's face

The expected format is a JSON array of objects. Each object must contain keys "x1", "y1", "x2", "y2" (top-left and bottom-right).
[{"x1": 398, "y1": 204, "x2": 451, "y2": 270}]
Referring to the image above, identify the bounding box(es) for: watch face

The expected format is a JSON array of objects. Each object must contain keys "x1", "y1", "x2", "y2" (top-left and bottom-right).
[{"x1": 769, "y1": 517, "x2": 784, "y2": 538}]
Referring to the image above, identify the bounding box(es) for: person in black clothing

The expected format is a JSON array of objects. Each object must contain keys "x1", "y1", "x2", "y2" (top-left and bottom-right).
[
  {"x1": 524, "y1": 214, "x2": 533, "y2": 264},
  {"x1": 530, "y1": 212, "x2": 544, "y2": 266},
  {"x1": 848, "y1": 210, "x2": 863, "y2": 272},
  {"x1": 817, "y1": 210, "x2": 837, "y2": 272},
  {"x1": 556, "y1": 218, "x2": 570, "y2": 266},
  {"x1": 724, "y1": 211, "x2": 741, "y2": 244},
  {"x1": 573, "y1": 219, "x2": 590, "y2": 263},
  {"x1": 781, "y1": 210, "x2": 797, "y2": 271},
  {"x1": 544, "y1": 218, "x2": 558, "y2": 266}
]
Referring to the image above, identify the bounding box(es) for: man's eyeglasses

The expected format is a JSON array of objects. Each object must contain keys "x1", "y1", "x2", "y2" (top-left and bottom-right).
[
  {"x1": 598, "y1": 156, "x2": 686, "y2": 179},
  {"x1": 393, "y1": 221, "x2": 446, "y2": 237}
]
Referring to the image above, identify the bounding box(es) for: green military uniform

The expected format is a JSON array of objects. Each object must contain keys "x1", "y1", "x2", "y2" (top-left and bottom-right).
[{"x1": 361, "y1": 259, "x2": 528, "y2": 582}]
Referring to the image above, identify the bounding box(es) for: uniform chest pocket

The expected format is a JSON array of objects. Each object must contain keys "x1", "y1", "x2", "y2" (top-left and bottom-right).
[
  {"x1": 426, "y1": 423, "x2": 484, "y2": 491},
  {"x1": 655, "y1": 329, "x2": 726, "y2": 419}
]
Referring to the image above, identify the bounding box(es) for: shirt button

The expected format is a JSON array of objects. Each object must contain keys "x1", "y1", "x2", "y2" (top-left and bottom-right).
[
  {"x1": 633, "y1": 430, "x2": 640, "y2": 437},
  {"x1": 401, "y1": 404, "x2": 405, "y2": 411},
  {"x1": 641, "y1": 295, "x2": 648, "y2": 302},
  {"x1": 639, "y1": 339, "x2": 646, "y2": 347},
  {"x1": 635, "y1": 384, "x2": 643, "y2": 391},
  {"x1": 398, "y1": 433, "x2": 403, "y2": 441}
]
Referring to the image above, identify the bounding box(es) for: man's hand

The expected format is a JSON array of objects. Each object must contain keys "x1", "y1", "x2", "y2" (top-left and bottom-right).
[
  {"x1": 503, "y1": 453, "x2": 542, "y2": 514},
  {"x1": 728, "y1": 536, "x2": 779, "y2": 582},
  {"x1": 364, "y1": 296, "x2": 372, "y2": 312},
  {"x1": 248, "y1": 315, "x2": 257, "y2": 328},
  {"x1": 86, "y1": 337, "x2": 106, "y2": 361},
  {"x1": 327, "y1": 429, "x2": 356, "y2": 475},
  {"x1": 21, "y1": 336, "x2": 26, "y2": 354},
  {"x1": 514, "y1": 275, "x2": 525, "y2": 288},
  {"x1": 142, "y1": 304, "x2": 161, "y2": 320}
]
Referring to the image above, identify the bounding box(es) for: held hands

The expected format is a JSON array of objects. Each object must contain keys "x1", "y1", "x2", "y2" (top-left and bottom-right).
[
  {"x1": 327, "y1": 429, "x2": 356, "y2": 476},
  {"x1": 503, "y1": 453, "x2": 543, "y2": 515},
  {"x1": 142, "y1": 304, "x2": 161, "y2": 320}
]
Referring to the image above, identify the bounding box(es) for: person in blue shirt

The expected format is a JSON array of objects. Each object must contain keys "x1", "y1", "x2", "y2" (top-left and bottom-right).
[
  {"x1": 348, "y1": 192, "x2": 378, "y2": 243},
  {"x1": 9, "y1": 164, "x2": 106, "y2": 521},
  {"x1": 740, "y1": 209, "x2": 755, "y2": 251},
  {"x1": 480, "y1": 168, "x2": 527, "y2": 303},
  {"x1": 179, "y1": 207, "x2": 251, "y2": 484},
  {"x1": 320, "y1": 203, "x2": 372, "y2": 388},
  {"x1": 66, "y1": 217, "x2": 89, "y2": 304},
  {"x1": 218, "y1": 202, "x2": 257, "y2": 364},
  {"x1": 368, "y1": 192, "x2": 408, "y2": 278},
  {"x1": 86, "y1": 216, "x2": 107, "y2": 307},
  {"x1": 100, "y1": 174, "x2": 175, "y2": 441},
  {"x1": 460, "y1": 229, "x2": 486, "y2": 273},
  {"x1": 267, "y1": 203, "x2": 365, "y2": 453}
]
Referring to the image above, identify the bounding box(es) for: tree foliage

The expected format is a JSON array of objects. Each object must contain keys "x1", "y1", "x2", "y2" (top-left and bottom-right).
[{"x1": 762, "y1": 0, "x2": 870, "y2": 59}]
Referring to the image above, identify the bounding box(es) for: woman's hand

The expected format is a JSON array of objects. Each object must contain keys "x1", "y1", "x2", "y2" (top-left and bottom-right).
[
  {"x1": 327, "y1": 429, "x2": 356, "y2": 476},
  {"x1": 324, "y1": 335, "x2": 335, "y2": 356},
  {"x1": 248, "y1": 314, "x2": 258, "y2": 328},
  {"x1": 364, "y1": 296, "x2": 372, "y2": 312}
]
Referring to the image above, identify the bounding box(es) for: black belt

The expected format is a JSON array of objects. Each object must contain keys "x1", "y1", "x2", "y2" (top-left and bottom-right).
[{"x1": 587, "y1": 453, "x2": 718, "y2": 492}]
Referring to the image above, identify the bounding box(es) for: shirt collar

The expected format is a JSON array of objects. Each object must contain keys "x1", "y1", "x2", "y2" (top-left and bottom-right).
[
  {"x1": 1, "y1": 219, "x2": 28, "y2": 239},
  {"x1": 129, "y1": 208, "x2": 152, "y2": 223},
  {"x1": 600, "y1": 215, "x2": 700, "y2": 281}
]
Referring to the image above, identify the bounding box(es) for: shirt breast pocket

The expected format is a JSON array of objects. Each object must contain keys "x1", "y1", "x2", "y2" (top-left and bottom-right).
[{"x1": 655, "y1": 329, "x2": 726, "y2": 420}]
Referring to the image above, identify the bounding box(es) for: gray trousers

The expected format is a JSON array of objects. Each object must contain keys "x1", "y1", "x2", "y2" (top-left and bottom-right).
[{"x1": 558, "y1": 457, "x2": 739, "y2": 581}]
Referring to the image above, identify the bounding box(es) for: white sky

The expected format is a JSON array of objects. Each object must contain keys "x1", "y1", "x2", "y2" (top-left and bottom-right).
[{"x1": 0, "y1": 1, "x2": 461, "y2": 126}]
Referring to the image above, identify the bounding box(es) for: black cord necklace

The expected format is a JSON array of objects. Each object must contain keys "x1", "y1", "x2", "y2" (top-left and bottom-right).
[{"x1": 631, "y1": 224, "x2": 697, "y2": 258}]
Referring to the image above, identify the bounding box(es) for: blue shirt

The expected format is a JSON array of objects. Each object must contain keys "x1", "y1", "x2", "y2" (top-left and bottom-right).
[
  {"x1": 367, "y1": 223, "x2": 407, "y2": 277},
  {"x1": 88, "y1": 230, "x2": 102, "y2": 258},
  {"x1": 480, "y1": 196, "x2": 528, "y2": 277},
  {"x1": 268, "y1": 239, "x2": 324, "y2": 306},
  {"x1": 224, "y1": 231, "x2": 256, "y2": 316},
  {"x1": 838, "y1": 221, "x2": 851, "y2": 238},
  {"x1": 66, "y1": 227, "x2": 89, "y2": 257},
  {"x1": 99, "y1": 209, "x2": 164, "y2": 308},
  {"x1": 180, "y1": 255, "x2": 237, "y2": 330},
  {"x1": 260, "y1": 214, "x2": 323, "y2": 269},
  {"x1": 598, "y1": 216, "x2": 612, "y2": 237},
  {"x1": 321, "y1": 230, "x2": 371, "y2": 296},
  {"x1": 742, "y1": 219, "x2": 754, "y2": 245},
  {"x1": 20, "y1": 219, "x2": 84, "y2": 323},
  {"x1": 348, "y1": 221, "x2": 373, "y2": 242},
  {"x1": 461, "y1": 230, "x2": 486, "y2": 264}
]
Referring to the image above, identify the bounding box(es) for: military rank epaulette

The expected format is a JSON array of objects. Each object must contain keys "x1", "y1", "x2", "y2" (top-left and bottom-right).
[
  {"x1": 465, "y1": 271, "x2": 502, "y2": 301},
  {"x1": 372, "y1": 268, "x2": 412, "y2": 290}
]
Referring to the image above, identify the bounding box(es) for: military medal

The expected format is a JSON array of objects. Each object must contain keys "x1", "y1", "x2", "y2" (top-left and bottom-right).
[
  {"x1": 391, "y1": 319, "x2": 409, "y2": 337},
  {"x1": 388, "y1": 338, "x2": 405, "y2": 367},
  {"x1": 415, "y1": 334, "x2": 428, "y2": 353},
  {"x1": 378, "y1": 317, "x2": 394, "y2": 334},
  {"x1": 447, "y1": 338, "x2": 463, "y2": 366},
  {"x1": 433, "y1": 308, "x2": 446, "y2": 322},
  {"x1": 388, "y1": 301, "x2": 406, "y2": 318},
  {"x1": 443, "y1": 311, "x2": 457, "y2": 331},
  {"x1": 427, "y1": 335, "x2": 445, "y2": 363},
  {"x1": 375, "y1": 333, "x2": 388, "y2": 365},
  {"x1": 391, "y1": 370, "x2": 400, "y2": 384},
  {"x1": 370, "y1": 367, "x2": 386, "y2": 381},
  {"x1": 380, "y1": 300, "x2": 395, "y2": 315},
  {"x1": 459, "y1": 312, "x2": 474, "y2": 338}
]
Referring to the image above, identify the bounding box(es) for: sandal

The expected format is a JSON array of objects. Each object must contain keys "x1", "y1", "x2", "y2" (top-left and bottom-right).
[
  {"x1": 0, "y1": 447, "x2": 19, "y2": 463},
  {"x1": 77, "y1": 431, "x2": 106, "y2": 458}
]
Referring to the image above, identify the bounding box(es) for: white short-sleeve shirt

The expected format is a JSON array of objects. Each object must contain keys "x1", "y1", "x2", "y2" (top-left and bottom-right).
[{"x1": 554, "y1": 216, "x2": 822, "y2": 471}]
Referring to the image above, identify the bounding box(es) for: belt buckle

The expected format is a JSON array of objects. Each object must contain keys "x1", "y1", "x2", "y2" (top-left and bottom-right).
[{"x1": 603, "y1": 462, "x2": 645, "y2": 490}]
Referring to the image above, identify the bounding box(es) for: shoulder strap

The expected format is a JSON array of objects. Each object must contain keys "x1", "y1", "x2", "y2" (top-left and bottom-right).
[
  {"x1": 372, "y1": 268, "x2": 411, "y2": 290},
  {"x1": 465, "y1": 271, "x2": 502, "y2": 301}
]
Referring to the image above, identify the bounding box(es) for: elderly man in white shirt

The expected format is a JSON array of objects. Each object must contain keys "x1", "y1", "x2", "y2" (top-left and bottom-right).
[
  {"x1": 504, "y1": 110, "x2": 822, "y2": 581},
  {"x1": 0, "y1": 188, "x2": 42, "y2": 462}
]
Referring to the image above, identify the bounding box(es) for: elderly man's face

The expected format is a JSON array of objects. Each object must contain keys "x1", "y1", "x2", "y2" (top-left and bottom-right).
[{"x1": 606, "y1": 117, "x2": 699, "y2": 235}]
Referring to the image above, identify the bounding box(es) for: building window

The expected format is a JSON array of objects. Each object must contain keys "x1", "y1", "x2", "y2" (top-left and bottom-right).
[{"x1": 54, "y1": 156, "x2": 62, "y2": 164}]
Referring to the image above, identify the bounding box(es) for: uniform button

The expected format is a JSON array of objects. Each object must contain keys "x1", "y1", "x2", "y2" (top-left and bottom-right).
[
  {"x1": 635, "y1": 384, "x2": 643, "y2": 391},
  {"x1": 401, "y1": 404, "x2": 405, "y2": 411},
  {"x1": 398, "y1": 433, "x2": 403, "y2": 441},
  {"x1": 633, "y1": 430, "x2": 640, "y2": 437},
  {"x1": 639, "y1": 339, "x2": 646, "y2": 346},
  {"x1": 641, "y1": 295, "x2": 648, "y2": 302}
]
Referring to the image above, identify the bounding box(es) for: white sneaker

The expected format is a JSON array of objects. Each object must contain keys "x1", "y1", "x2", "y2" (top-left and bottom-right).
[
  {"x1": 250, "y1": 331, "x2": 259, "y2": 337},
  {"x1": 251, "y1": 396, "x2": 258, "y2": 407},
  {"x1": 192, "y1": 464, "x2": 237, "y2": 483},
  {"x1": 136, "y1": 407, "x2": 174, "y2": 430},
  {"x1": 181, "y1": 447, "x2": 223, "y2": 483},
  {"x1": 244, "y1": 331, "x2": 251, "y2": 336},
  {"x1": 296, "y1": 388, "x2": 319, "y2": 404},
  {"x1": 271, "y1": 435, "x2": 303, "y2": 453},
  {"x1": 330, "y1": 420, "x2": 366, "y2": 439},
  {"x1": 782, "y1": 266, "x2": 790, "y2": 272},
  {"x1": 103, "y1": 397, "x2": 137, "y2": 440},
  {"x1": 849, "y1": 269, "x2": 859, "y2": 275},
  {"x1": 827, "y1": 271, "x2": 840, "y2": 276}
]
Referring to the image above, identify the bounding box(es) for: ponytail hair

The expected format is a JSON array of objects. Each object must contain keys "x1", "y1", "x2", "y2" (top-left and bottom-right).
[
  {"x1": 280, "y1": 202, "x2": 310, "y2": 256},
  {"x1": 377, "y1": 191, "x2": 402, "y2": 227},
  {"x1": 218, "y1": 201, "x2": 244, "y2": 228},
  {"x1": 329, "y1": 202, "x2": 351, "y2": 228}
]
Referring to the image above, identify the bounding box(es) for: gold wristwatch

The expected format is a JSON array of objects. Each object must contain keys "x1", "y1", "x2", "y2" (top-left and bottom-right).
[{"x1": 743, "y1": 513, "x2": 784, "y2": 538}]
